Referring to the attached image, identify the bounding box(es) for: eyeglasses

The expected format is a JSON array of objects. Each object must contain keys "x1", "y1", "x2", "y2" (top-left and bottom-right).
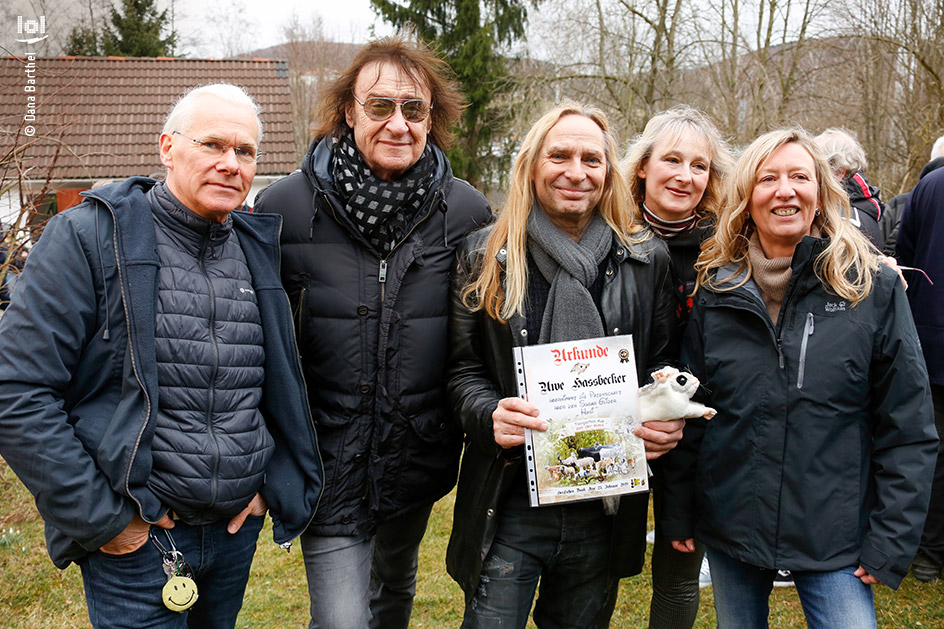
[
  {"x1": 172, "y1": 131, "x2": 265, "y2": 164},
  {"x1": 351, "y1": 94, "x2": 432, "y2": 123}
]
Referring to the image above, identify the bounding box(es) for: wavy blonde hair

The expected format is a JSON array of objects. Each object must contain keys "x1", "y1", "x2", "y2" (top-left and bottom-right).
[
  {"x1": 697, "y1": 128, "x2": 879, "y2": 305},
  {"x1": 462, "y1": 102, "x2": 643, "y2": 322},
  {"x1": 622, "y1": 105, "x2": 733, "y2": 225}
]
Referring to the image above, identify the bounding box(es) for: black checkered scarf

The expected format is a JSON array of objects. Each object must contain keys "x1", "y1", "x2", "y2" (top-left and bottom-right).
[{"x1": 330, "y1": 132, "x2": 436, "y2": 255}]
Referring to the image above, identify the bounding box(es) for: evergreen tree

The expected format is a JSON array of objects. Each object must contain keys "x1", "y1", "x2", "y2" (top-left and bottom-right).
[
  {"x1": 101, "y1": 0, "x2": 177, "y2": 57},
  {"x1": 66, "y1": 23, "x2": 101, "y2": 56},
  {"x1": 370, "y1": 0, "x2": 531, "y2": 190}
]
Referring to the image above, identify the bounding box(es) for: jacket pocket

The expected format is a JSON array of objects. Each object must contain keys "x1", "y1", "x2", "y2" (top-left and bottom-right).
[
  {"x1": 311, "y1": 406, "x2": 355, "y2": 429},
  {"x1": 407, "y1": 408, "x2": 458, "y2": 444}
]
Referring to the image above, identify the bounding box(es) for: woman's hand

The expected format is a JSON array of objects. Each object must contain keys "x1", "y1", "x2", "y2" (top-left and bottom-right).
[
  {"x1": 636, "y1": 419, "x2": 686, "y2": 460},
  {"x1": 492, "y1": 397, "x2": 547, "y2": 449},
  {"x1": 878, "y1": 255, "x2": 908, "y2": 290},
  {"x1": 672, "y1": 538, "x2": 696, "y2": 553}
]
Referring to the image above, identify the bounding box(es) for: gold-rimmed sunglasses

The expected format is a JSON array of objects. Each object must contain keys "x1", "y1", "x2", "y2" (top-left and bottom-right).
[{"x1": 351, "y1": 94, "x2": 432, "y2": 123}]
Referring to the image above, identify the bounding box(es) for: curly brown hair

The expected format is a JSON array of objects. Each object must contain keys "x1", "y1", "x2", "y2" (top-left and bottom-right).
[{"x1": 311, "y1": 29, "x2": 463, "y2": 150}]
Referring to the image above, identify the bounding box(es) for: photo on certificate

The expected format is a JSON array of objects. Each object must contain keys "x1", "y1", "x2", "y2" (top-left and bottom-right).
[{"x1": 514, "y1": 335, "x2": 648, "y2": 507}]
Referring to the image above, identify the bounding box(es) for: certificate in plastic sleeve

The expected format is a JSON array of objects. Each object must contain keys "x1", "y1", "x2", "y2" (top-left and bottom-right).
[{"x1": 514, "y1": 334, "x2": 647, "y2": 507}]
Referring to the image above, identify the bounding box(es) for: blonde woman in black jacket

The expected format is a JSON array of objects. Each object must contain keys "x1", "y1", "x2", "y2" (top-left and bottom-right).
[
  {"x1": 622, "y1": 105, "x2": 732, "y2": 628},
  {"x1": 661, "y1": 128, "x2": 937, "y2": 628}
]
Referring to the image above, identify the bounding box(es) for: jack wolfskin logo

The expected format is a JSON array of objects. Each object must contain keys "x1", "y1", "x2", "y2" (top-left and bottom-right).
[
  {"x1": 825, "y1": 301, "x2": 846, "y2": 312},
  {"x1": 239, "y1": 287, "x2": 255, "y2": 295}
]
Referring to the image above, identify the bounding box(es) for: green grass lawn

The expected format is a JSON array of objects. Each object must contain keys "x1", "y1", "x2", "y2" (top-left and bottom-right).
[{"x1": 3, "y1": 457, "x2": 943, "y2": 627}]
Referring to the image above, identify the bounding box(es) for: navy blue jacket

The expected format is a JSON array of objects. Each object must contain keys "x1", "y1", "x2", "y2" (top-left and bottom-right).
[
  {"x1": 897, "y1": 167, "x2": 944, "y2": 385},
  {"x1": 0, "y1": 177, "x2": 323, "y2": 567}
]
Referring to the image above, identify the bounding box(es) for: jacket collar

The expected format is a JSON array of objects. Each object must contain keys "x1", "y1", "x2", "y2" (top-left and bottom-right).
[
  {"x1": 81, "y1": 177, "x2": 160, "y2": 265},
  {"x1": 711, "y1": 234, "x2": 828, "y2": 300}
]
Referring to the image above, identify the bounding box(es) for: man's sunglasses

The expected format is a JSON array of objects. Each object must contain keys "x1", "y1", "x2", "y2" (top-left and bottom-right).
[{"x1": 352, "y1": 94, "x2": 432, "y2": 123}]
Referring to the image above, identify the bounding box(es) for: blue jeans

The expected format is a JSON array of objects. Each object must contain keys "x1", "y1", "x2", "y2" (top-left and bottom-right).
[
  {"x1": 79, "y1": 515, "x2": 265, "y2": 629},
  {"x1": 462, "y1": 492, "x2": 614, "y2": 629},
  {"x1": 300, "y1": 503, "x2": 434, "y2": 629},
  {"x1": 709, "y1": 548, "x2": 876, "y2": 629}
]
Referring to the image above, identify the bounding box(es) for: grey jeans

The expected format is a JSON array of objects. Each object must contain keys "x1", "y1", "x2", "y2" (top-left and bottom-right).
[{"x1": 300, "y1": 503, "x2": 434, "y2": 629}]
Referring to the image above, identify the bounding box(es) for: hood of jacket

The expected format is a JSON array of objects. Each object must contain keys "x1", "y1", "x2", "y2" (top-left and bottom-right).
[{"x1": 844, "y1": 171, "x2": 882, "y2": 222}]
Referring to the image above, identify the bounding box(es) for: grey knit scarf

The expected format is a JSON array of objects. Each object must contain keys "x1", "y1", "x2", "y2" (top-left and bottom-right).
[
  {"x1": 527, "y1": 205, "x2": 620, "y2": 515},
  {"x1": 527, "y1": 205, "x2": 611, "y2": 344}
]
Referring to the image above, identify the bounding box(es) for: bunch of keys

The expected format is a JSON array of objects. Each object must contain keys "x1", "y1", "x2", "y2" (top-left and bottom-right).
[{"x1": 149, "y1": 529, "x2": 199, "y2": 612}]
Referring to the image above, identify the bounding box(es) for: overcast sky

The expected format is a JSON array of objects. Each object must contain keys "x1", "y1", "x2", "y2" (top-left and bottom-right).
[{"x1": 174, "y1": 0, "x2": 394, "y2": 57}]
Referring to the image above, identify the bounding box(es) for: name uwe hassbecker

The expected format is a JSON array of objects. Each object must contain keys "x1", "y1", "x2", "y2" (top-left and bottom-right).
[{"x1": 573, "y1": 373, "x2": 627, "y2": 388}]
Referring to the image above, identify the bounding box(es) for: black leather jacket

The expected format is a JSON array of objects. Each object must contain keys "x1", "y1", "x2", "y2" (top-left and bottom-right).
[{"x1": 445, "y1": 224, "x2": 678, "y2": 596}]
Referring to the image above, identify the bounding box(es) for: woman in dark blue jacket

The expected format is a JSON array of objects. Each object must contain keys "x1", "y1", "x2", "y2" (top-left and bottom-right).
[{"x1": 662, "y1": 128, "x2": 937, "y2": 628}]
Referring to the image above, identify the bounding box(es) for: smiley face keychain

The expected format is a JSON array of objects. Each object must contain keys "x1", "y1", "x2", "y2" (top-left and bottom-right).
[{"x1": 149, "y1": 529, "x2": 199, "y2": 612}]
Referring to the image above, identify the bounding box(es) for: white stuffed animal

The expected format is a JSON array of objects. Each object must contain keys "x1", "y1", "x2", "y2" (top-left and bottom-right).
[{"x1": 638, "y1": 366, "x2": 716, "y2": 422}]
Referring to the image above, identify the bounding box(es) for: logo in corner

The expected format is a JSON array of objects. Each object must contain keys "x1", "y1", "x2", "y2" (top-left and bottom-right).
[{"x1": 16, "y1": 16, "x2": 48, "y2": 44}]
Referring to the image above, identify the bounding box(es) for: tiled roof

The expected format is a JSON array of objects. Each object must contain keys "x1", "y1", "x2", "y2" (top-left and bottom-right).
[{"x1": 0, "y1": 56, "x2": 295, "y2": 180}]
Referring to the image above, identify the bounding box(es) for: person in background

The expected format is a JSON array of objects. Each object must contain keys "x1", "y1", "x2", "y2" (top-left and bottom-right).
[
  {"x1": 253, "y1": 31, "x2": 492, "y2": 629},
  {"x1": 813, "y1": 128, "x2": 884, "y2": 248},
  {"x1": 897, "y1": 165, "x2": 944, "y2": 582},
  {"x1": 447, "y1": 102, "x2": 682, "y2": 627},
  {"x1": 882, "y1": 134, "x2": 944, "y2": 255},
  {"x1": 0, "y1": 83, "x2": 323, "y2": 628},
  {"x1": 664, "y1": 128, "x2": 936, "y2": 628},
  {"x1": 622, "y1": 105, "x2": 733, "y2": 627}
]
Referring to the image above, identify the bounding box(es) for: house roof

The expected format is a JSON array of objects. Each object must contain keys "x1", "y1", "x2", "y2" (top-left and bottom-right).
[{"x1": 0, "y1": 56, "x2": 295, "y2": 180}]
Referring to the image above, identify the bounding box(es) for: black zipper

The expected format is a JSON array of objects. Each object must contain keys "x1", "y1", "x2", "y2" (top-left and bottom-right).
[{"x1": 198, "y1": 233, "x2": 222, "y2": 510}]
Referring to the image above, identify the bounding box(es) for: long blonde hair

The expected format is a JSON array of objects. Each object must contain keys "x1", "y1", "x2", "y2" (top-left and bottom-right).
[
  {"x1": 622, "y1": 105, "x2": 733, "y2": 225},
  {"x1": 697, "y1": 128, "x2": 879, "y2": 305},
  {"x1": 462, "y1": 102, "x2": 643, "y2": 322}
]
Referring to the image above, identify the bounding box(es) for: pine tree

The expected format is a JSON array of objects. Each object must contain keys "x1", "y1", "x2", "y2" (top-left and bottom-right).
[
  {"x1": 370, "y1": 0, "x2": 531, "y2": 190},
  {"x1": 101, "y1": 0, "x2": 177, "y2": 57},
  {"x1": 66, "y1": 24, "x2": 101, "y2": 56}
]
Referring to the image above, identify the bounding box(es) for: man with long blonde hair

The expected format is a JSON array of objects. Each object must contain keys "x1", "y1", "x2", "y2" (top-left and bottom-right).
[{"x1": 446, "y1": 102, "x2": 683, "y2": 626}]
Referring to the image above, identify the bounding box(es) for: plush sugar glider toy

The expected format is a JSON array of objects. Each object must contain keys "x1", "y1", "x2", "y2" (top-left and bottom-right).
[{"x1": 638, "y1": 366, "x2": 716, "y2": 422}]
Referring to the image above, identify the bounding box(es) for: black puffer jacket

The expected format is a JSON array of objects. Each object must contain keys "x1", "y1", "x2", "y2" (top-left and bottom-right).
[
  {"x1": 661, "y1": 235, "x2": 937, "y2": 589},
  {"x1": 254, "y1": 138, "x2": 492, "y2": 536},
  {"x1": 445, "y1": 224, "x2": 677, "y2": 596}
]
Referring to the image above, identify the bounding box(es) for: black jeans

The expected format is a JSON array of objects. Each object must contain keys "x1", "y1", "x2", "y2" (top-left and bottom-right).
[
  {"x1": 919, "y1": 384, "x2": 944, "y2": 565},
  {"x1": 461, "y1": 490, "x2": 614, "y2": 629}
]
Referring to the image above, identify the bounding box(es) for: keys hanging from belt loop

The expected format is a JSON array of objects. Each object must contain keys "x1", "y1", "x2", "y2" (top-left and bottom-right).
[{"x1": 149, "y1": 527, "x2": 199, "y2": 612}]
